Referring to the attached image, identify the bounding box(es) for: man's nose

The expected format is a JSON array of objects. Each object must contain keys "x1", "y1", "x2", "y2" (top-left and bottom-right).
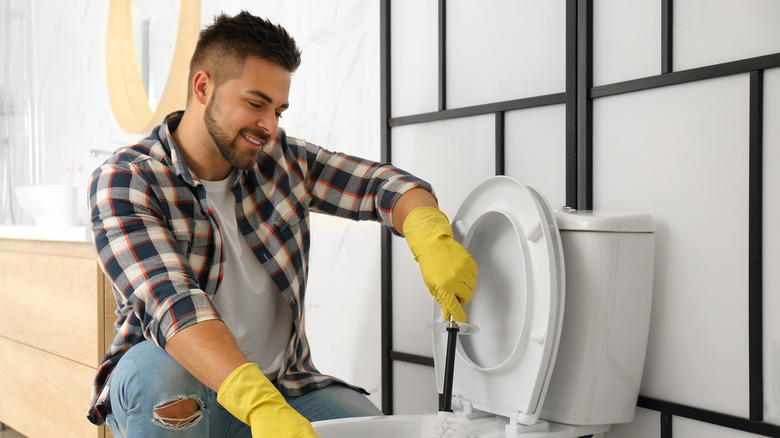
[{"x1": 256, "y1": 113, "x2": 276, "y2": 135}]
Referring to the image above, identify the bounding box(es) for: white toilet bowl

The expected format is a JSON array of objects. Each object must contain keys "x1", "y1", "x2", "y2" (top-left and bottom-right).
[
  {"x1": 313, "y1": 414, "x2": 611, "y2": 437},
  {"x1": 313, "y1": 177, "x2": 655, "y2": 438}
]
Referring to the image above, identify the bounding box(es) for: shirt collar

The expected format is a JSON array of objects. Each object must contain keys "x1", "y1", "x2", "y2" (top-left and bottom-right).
[
  {"x1": 157, "y1": 110, "x2": 261, "y2": 189},
  {"x1": 156, "y1": 111, "x2": 197, "y2": 186}
]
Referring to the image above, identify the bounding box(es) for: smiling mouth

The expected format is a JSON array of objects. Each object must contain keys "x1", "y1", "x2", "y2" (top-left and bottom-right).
[{"x1": 242, "y1": 133, "x2": 265, "y2": 146}]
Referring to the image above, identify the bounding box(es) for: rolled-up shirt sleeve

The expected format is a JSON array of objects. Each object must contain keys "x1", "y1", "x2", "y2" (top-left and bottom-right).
[
  {"x1": 90, "y1": 159, "x2": 219, "y2": 349},
  {"x1": 294, "y1": 137, "x2": 433, "y2": 233}
]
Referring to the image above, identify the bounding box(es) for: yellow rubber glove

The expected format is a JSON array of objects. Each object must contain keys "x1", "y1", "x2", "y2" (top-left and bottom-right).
[
  {"x1": 403, "y1": 206, "x2": 477, "y2": 322},
  {"x1": 217, "y1": 362, "x2": 318, "y2": 438}
]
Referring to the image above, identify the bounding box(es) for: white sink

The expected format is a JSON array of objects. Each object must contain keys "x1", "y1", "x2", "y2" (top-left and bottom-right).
[
  {"x1": 15, "y1": 184, "x2": 84, "y2": 227},
  {"x1": 0, "y1": 224, "x2": 90, "y2": 242}
]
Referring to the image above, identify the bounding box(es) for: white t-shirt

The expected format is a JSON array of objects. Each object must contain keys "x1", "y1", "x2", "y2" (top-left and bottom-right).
[{"x1": 200, "y1": 170, "x2": 293, "y2": 378}]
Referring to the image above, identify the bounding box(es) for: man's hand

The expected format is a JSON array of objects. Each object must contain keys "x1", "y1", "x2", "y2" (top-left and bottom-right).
[
  {"x1": 403, "y1": 206, "x2": 477, "y2": 322},
  {"x1": 165, "y1": 321, "x2": 317, "y2": 437},
  {"x1": 218, "y1": 363, "x2": 318, "y2": 437}
]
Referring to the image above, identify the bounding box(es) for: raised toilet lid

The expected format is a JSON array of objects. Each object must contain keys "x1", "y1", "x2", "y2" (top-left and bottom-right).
[{"x1": 433, "y1": 176, "x2": 565, "y2": 425}]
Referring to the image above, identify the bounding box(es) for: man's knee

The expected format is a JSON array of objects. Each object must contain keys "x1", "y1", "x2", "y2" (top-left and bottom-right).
[{"x1": 153, "y1": 396, "x2": 203, "y2": 429}]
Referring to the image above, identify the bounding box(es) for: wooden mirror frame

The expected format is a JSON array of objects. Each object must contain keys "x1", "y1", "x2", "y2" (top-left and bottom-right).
[{"x1": 106, "y1": 0, "x2": 200, "y2": 133}]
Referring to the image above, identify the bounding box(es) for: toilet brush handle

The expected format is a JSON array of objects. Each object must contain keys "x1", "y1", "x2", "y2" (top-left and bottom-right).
[{"x1": 440, "y1": 325, "x2": 458, "y2": 413}]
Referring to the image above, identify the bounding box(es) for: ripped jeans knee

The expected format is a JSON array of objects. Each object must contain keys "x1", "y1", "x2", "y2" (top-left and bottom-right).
[
  {"x1": 108, "y1": 341, "x2": 230, "y2": 437},
  {"x1": 153, "y1": 395, "x2": 204, "y2": 430}
]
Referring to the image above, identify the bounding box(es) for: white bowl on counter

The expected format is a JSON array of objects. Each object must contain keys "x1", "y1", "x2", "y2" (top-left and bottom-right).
[{"x1": 15, "y1": 184, "x2": 84, "y2": 227}]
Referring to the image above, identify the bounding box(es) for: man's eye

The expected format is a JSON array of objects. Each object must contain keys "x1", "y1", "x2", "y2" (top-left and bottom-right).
[
  {"x1": 249, "y1": 102, "x2": 262, "y2": 108},
  {"x1": 276, "y1": 113, "x2": 284, "y2": 119}
]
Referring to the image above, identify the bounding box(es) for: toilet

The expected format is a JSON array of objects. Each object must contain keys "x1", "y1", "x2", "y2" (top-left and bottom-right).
[{"x1": 313, "y1": 176, "x2": 655, "y2": 438}]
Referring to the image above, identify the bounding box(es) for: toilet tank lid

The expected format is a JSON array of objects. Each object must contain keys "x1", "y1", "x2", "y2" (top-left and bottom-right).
[{"x1": 553, "y1": 208, "x2": 655, "y2": 232}]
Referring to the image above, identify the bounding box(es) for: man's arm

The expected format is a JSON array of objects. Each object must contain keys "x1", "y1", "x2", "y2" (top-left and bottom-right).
[
  {"x1": 391, "y1": 188, "x2": 439, "y2": 235},
  {"x1": 165, "y1": 319, "x2": 247, "y2": 391},
  {"x1": 166, "y1": 320, "x2": 316, "y2": 437}
]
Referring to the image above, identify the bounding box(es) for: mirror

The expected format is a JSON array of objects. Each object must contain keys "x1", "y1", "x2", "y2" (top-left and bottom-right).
[{"x1": 106, "y1": 0, "x2": 200, "y2": 133}]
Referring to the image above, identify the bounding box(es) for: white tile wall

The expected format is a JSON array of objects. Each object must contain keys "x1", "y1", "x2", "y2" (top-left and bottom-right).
[
  {"x1": 445, "y1": 0, "x2": 566, "y2": 108},
  {"x1": 504, "y1": 104, "x2": 567, "y2": 208},
  {"x1": 593, "y1": 75, "x2": 751, "y2": 416},
  {"x1": 763, "y1": 67, "x2": 780, "y2": 425},
  {"x1": 604, "y1": 408, "x2": 661, "y2": 438},
  {"x1": 674, "y1": 416, "x2": 762, "y2": 438},
  {"x1": 392, "y1": 361, "x2": 439, "y2": 415},
  {"x1": 390, "y1": 115, "x2": 496, "y2": 215},
  {"x1": 593, "y1": 0, "x2": 661, "y2": 86},
  {"x1": 674, "y1": 0, "x2": 780, "y2": 71},
  {"x1": 391, "y1": 235, "x2": 434, "y2": 357},
  {"x1": 390, "y1": 0, "x2": 439, "y2": 117},
  {"x1": 388, "y1": 3, "x2": 780, "y2": 436}
]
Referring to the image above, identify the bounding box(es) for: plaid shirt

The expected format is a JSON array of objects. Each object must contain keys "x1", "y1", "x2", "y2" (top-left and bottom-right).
[{"x1": 87, "y1": 111, "x2": 431, "y2": 425}]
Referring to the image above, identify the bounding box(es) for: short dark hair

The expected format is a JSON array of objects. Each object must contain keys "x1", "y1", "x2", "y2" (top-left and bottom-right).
[{"x1": 187, "y1": 11, "x2": 302, "y2": 101}]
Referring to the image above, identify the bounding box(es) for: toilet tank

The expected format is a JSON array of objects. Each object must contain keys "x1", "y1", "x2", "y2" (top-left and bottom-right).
[{"x1": 540, "y1": 209, "x2": 655, "y2": 426}]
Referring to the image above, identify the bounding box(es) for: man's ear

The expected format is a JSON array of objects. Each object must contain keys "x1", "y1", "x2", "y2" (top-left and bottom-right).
[{"x1": 192, "y1": 71, "x2": 211, "y2": 105}]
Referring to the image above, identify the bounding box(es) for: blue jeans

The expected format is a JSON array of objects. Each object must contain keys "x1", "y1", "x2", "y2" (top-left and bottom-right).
[{"x1": 106, "y1": 341, "x2": 382, "y2": 437}]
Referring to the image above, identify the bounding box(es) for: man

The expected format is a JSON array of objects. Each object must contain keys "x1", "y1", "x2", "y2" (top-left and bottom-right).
[{"x1": 88, "y1": 11, "x2": 476, "y2": 437}]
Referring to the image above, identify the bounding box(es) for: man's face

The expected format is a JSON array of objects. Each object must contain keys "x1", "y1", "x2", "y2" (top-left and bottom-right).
[{"x1": 203, "y1": 57, "x2": 292, "y2": 171}]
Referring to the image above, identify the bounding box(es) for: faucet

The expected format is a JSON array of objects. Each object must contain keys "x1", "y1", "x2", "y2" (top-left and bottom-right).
[{"x1": 88, "y1": 148, "x2": 114, "y2": 158}]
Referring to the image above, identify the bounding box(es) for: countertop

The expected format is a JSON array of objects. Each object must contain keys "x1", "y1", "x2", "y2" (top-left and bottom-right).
[{"x1": 0, "y1": 225, "x2": 91, "y2": 243}]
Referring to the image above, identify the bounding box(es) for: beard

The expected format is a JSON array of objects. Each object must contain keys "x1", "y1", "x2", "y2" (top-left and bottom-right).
[{"x1": 203, "y1": 93, "x2": 271, "y2": 171}]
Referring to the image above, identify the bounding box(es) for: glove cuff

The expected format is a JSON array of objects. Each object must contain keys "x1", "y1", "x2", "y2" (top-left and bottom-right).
[
  {"x1": 403, "y1": 206, "x2": 452, "y2": 241},
  {"x1": 217, "y1": 362, "x2": 279, "y2": 425}
]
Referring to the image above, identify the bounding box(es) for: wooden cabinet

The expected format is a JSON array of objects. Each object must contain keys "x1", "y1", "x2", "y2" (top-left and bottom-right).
[{"x1": 0, "y1": 238, "x2": 114, "y2": 438}]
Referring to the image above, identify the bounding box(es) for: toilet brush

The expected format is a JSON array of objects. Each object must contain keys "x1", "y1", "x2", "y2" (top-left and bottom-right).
[
  {"x1": 440, "y1": 319, "x2": 458, "y2": 413},
  {"x1": 422, "y1": 317, "x2": 475, "y2": 438}
]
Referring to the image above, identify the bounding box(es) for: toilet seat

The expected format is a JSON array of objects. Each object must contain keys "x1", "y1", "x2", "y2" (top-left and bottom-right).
[{"x1": 433, "y1": 176, "x2": 565, "y2": 426}]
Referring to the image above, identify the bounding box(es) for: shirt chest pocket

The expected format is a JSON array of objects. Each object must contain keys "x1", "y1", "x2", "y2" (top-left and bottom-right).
[
  {"x1": 273, "y1": 203, "x2": 305, "y2": 240},
  {"x1": 263, "y1": 203, "x2": 309, "y2": 270},
  {"x1": 171, "y1": 217, "x2": 212, "y2": 256}
]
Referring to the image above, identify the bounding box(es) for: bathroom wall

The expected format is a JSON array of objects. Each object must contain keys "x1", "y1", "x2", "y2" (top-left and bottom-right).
[
  {"x1": 385, "y1": 1, "x2": 780, "y2": 437},
  {"x1": 0, "y1": 0, "x2": 385, "y2": 408}
]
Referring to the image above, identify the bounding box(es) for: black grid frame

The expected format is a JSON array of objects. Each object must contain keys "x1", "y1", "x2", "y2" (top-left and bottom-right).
[{"x1": 379, "y1": 1, "x2": 779, "y2": 436}]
